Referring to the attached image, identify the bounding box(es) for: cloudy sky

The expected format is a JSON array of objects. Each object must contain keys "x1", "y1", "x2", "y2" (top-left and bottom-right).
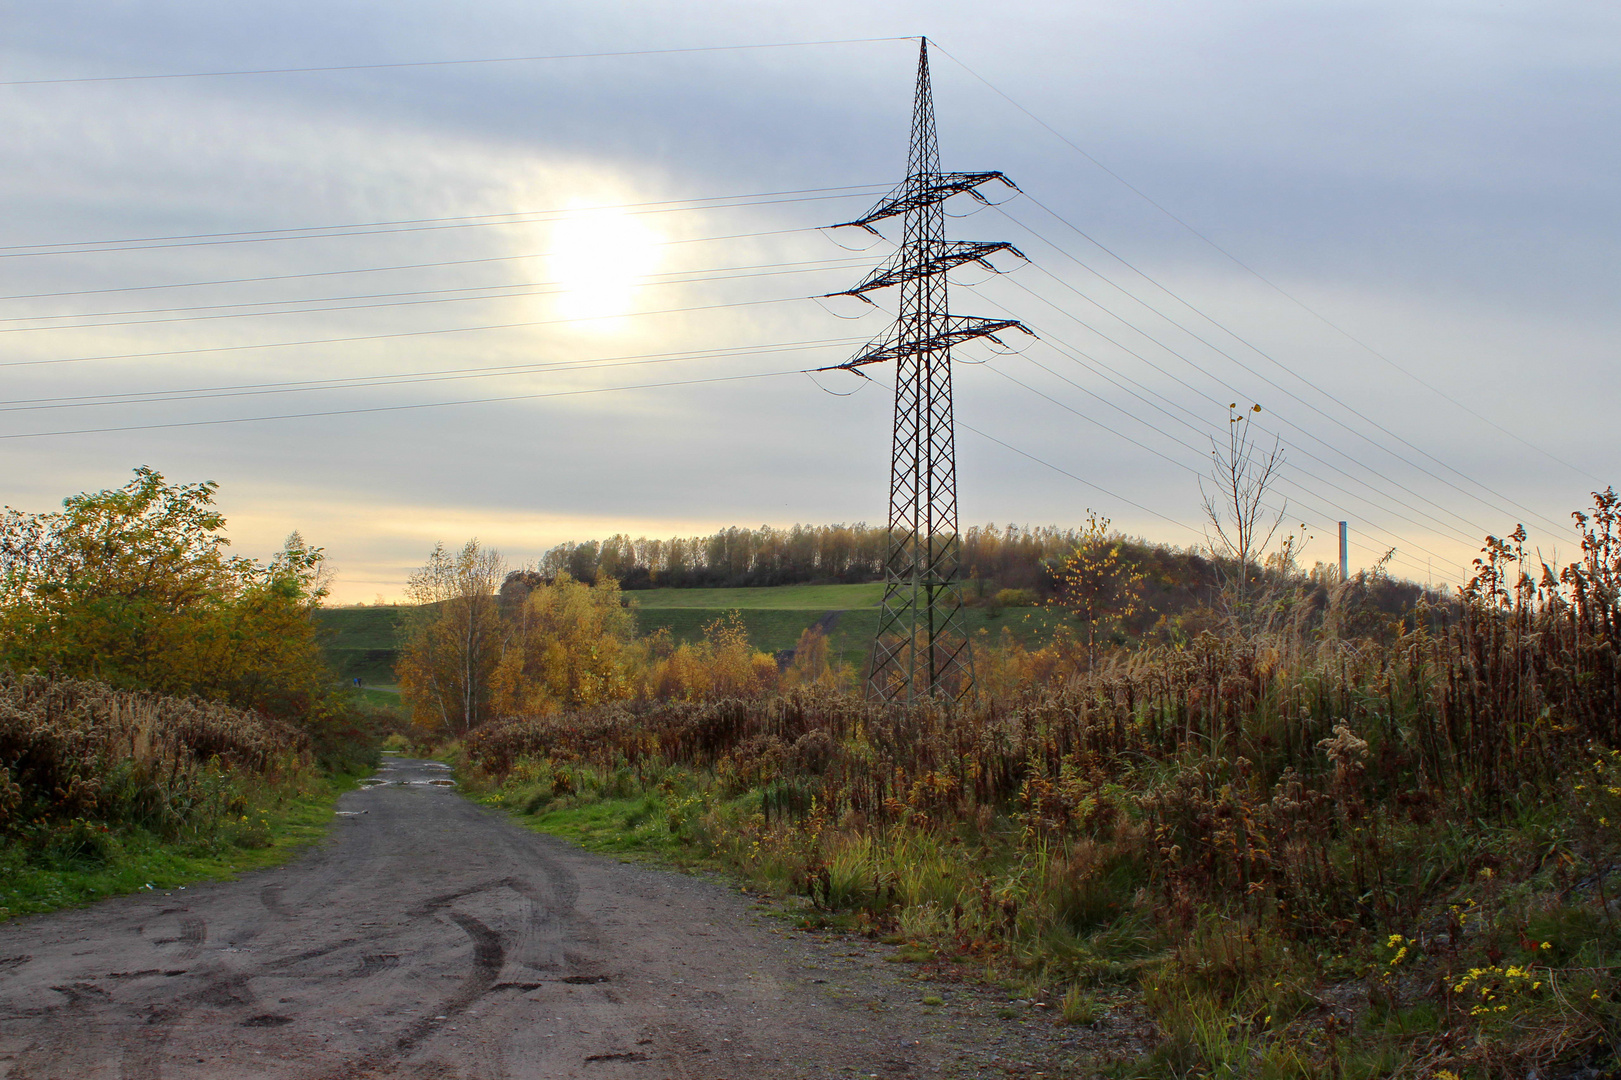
[{"x1": 2, "y1": 1, "x2": 1616, "y2": 600}]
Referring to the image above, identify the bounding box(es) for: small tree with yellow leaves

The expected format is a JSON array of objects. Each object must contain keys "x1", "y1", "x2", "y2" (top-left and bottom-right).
[{"x1": 1050, "y1": 511, "x2": 1146, "y2": 669}]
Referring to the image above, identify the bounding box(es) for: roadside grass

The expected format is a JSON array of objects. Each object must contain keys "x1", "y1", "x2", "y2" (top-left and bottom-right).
[
  {"x1": 0, "y1": 771, "x2": 361, "y2": 921},
  {"x1": 466, "y1": 764, "x2": 692, "y2": 863},
  {"x1": 458, "y1": 680, "x2": 1621, "y2": 1080},
  {"x1": 486, "y1": 793, "x2": 688, "y2": 859}
]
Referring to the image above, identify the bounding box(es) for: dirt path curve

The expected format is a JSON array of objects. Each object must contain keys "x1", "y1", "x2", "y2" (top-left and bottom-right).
[{"x1": 0, "y1": 757, "x2": 1095, "y2": 1079}]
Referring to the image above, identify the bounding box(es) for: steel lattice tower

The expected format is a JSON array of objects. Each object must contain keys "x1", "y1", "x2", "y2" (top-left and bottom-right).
[{"x1": 824, "y1": 40, "x2": 1029, "y2": 702}]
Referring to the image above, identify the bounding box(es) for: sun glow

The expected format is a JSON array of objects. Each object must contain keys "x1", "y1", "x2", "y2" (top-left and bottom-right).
[{"x1": 549, "y1": 205, "x2": 661, "y2": 327}]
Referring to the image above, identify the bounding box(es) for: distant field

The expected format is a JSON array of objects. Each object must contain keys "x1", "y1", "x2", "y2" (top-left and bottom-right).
[
  {"x1": 316, "y1": 606, "x2": 407, "y2": 686},
  {"x1": 315, "y1": 589, "x2": 1069, "y2": 686},
  {"x1": 627, "y1": 586, "x2": 1066, "y2": 670},
  {"x1": 627, "y1": 583, "x2": 884, "y2": 610},
  {"x1": 354, "y1": 686, "x2": 402, "y2": 707}
]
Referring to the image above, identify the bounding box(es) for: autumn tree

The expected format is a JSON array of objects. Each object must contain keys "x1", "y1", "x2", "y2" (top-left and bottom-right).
[
  {"x1": 398, "y1": 539, "x2": 504, "y2": 735},
  {"x1": 783, "y1": 625, "x2": 844, "y2": 689},
  {"x1": 647, "y1": 611, "x2": 778, "y2": 700},
  {"x1": 0, "y1": 466, "x2": 331, "y2": 715},
  {"x1": 1050, "y1": 511, "x2": 1146, "y2": 668},
  {"x1": 490, "y1": 571, "x2": 639, "y2": 715}
]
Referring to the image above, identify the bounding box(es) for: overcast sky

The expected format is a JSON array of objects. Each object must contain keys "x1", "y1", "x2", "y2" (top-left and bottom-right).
[{"x1": 2, "y1": 1, "x2": 1616, "y2": 600}]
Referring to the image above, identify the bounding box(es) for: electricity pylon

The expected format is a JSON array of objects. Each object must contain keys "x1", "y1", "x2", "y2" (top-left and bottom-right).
[{"x1": 825, "y1": 39, "x2": 1030, "y2": 703}]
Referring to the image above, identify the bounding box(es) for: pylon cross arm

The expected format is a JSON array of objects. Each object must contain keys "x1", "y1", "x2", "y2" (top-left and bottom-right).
[
  {"x1": 834, "y1": 171, "x2": 1020, "y2": 233},
  {"x1": 828, "y1": 240, "x2": 1026, "y2": 300},
  {"x1": 824, "y1": 317, "x2": 1034, "y2": 371}
]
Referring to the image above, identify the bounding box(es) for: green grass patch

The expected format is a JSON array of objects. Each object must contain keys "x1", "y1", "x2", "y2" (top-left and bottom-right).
[
  {"x1": 627, "y1": 583, "x2": 884, "y2": 610},
  {"x1": 317, "y1": 606, "x2": 407, "y2": 684},
  {"x1": 353, "y1": 686, "x2": 401, "y2": 707},
  {"x1": 634, "y1": 607, "x2": 847, "y2": 656},
  {"x1": 316, "y1": 606, "x2": 408, "y2": 648},
  {"x1": 521, "y1": 797, "x2": 684, "y2": 857},
  {"x1": 0, "y1": 771, "x2": 361, "y2": 921},
  {"x1": 633, "y1": 601, "x2": 1077, "y2": 671},
  {"x1": 473, "y1": 781, "x2": 690, "y2": 862}
]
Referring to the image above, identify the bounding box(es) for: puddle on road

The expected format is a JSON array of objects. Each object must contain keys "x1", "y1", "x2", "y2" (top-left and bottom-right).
[
  {"x1": 360, "y1": 766, "x2": 457, "y2": 789},
  {"x1": 362, "y1": 778, "x2": 458, "y2": 788}
]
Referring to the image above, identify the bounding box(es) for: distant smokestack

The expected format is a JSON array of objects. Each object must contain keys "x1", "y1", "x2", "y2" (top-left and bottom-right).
[{"x1": 1339, "y1": 521, "x2": 1348, "y2": 581}]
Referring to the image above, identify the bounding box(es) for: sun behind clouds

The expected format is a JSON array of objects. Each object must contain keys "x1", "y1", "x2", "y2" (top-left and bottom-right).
[{"x1": 548, "y1": 204, "x2": 662, "y2": 328}]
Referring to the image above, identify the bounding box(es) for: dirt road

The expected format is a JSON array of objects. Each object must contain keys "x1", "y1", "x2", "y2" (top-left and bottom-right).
[{"x1": 0, "y1": 758, "x2": 1107, "y2": 1078}]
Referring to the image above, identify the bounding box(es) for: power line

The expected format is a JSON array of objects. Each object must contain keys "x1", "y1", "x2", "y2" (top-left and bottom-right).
[
  {"x1": 0, "y1": 227, "x2": 816, "y2": 302},
  {"x1": 955, "y1": 419, "x2": 1203, "y2": 540},
  {"x1": 1004, "y1": 200, "x2": 1569, "y2": 533},
  {"x1": 942, "y1": 274, "x2": 1478, "y2": 573},
  {"x1": 0, "y1": 368, "x2": 808, "y2": 441},
  {"x1": 839, "y1": 283, "x2": 1459, "y2": 573},
  {"x1": 0, "y1": 337, "x2": 863, "y2": 413},
  {"x1": 999, "y1": 225, "x2": 1512, "y2": 535},
  {"x1": 0, "y1": 37, "x2": 917, "y2": 87},
  {"x1": 848, "y1": 199, "x2": 1512, "y2": 550},
  {"x1": 0, "y1": 191, "x2": 880, "y2": 260},
  {"x1": 0, "y1": 259, "x2": 863, "y2": 334},
  {"x1": 970, "y1": 273, "x2": 1492, "y2": 548},
  {"x1": 933, "y1": 43, "x2": 1588, "y2": 525},
  {"x1": 0, "y1": 185, "x2": 880, "y2": 253},
  {"x1": 0, "y1": 256, "x2": 865, "y2": 323},
  {"x1": 851, "y1": 366, "x2": 1204, "y2": 541},
  {"x1": 982, "y1": 351, "x2": 1461, "y2": 578},
  {"x1": 0, "y1": 294, "x2": 810, "y2": 370},
  {"x1": 989, "y1": 209, "x2": 1570, "y2": 536},
  {"x1": 1015, "y1": 331, "x2": 1477, "y2": 568},
  {"x1": 931, "y1": 40, "x2": 1591, "y2": 514}
]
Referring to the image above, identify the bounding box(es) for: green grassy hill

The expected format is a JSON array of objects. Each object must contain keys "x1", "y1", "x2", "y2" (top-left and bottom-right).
[
  {"x1": 629, "y1": 583, "x2": 881, "y2": 669},
  {"x1": 629, "y1": 583, "x2": 886, "y2": 610},
  {"x1": 628, "y1": 582, "x2": 1065, "y2": 670},
  {"x1": 315, "y1": 585, "x2": 1069, "y2": 688},
  {"x1": 315, "y1": 606, "x2": 407, "y2": 687}
]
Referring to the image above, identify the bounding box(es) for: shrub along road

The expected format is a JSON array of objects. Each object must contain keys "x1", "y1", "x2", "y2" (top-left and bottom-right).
[{"x1": 0, "y1": 758, "x2": 1109, "y2": 1078}]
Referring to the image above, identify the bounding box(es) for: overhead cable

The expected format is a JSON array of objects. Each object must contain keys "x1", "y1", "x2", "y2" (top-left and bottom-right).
[{"x1": 0, "y1": 37, "x2": 917, "y2": 87}]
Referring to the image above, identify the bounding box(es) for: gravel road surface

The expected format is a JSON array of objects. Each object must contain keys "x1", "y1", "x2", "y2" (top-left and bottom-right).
[{"x1": 0, "y1": 757, "x2": 1118, "y2": 1078}]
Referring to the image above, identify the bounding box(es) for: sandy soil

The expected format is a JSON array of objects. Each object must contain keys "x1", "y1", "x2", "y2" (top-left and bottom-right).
[{"x1": 0, "y1": 757, "x2": 1135, "y2": 1078}]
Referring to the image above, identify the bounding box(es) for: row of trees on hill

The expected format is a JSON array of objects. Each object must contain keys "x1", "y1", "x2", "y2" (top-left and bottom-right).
[{"x1": 537, "y1": 522, "x2": 1104, "y2": 590}]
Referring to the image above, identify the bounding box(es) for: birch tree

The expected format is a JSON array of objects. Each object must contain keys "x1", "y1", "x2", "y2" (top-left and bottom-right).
[
  {"x1": 1201, "y1": 403, "x2": 1287, "y2": 626},
  {"x1": 398, "y1": 539, "x2": 505, "y2": 735}
]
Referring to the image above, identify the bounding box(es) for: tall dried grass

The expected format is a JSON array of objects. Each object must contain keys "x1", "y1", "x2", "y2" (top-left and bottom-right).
[
  {"x1": 1, "y1": 670, "x2": 306, "y2": 842},
  {"x1": 463, "y1": 491, "x2": 1621, "y2": 1077}
]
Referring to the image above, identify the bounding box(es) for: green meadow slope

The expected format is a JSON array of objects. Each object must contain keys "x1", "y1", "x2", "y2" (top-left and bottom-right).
[
  {"x1": 317, "y1": 584, "x2": 1068, "y2": 685},
  {"x1": 315, "y1": 606, "x2": 408, "y2": 687}
]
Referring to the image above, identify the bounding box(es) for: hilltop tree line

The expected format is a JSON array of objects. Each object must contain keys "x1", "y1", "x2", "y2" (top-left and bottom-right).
[
  {"x1": 530, "y1": 519, "x2": 1434, "y2": 637},
  {"x1": 539, "y1": 522, "x2": 1123, "y2": 590}
]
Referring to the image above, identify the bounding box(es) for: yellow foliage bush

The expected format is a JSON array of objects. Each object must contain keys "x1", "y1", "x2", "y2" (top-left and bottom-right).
[
  {"x1": 490, "y1": 572, "x2": 639, "y2": 716},
  {"x1": 644, "y1": 611, "x2": 779, "y2": 700}
]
